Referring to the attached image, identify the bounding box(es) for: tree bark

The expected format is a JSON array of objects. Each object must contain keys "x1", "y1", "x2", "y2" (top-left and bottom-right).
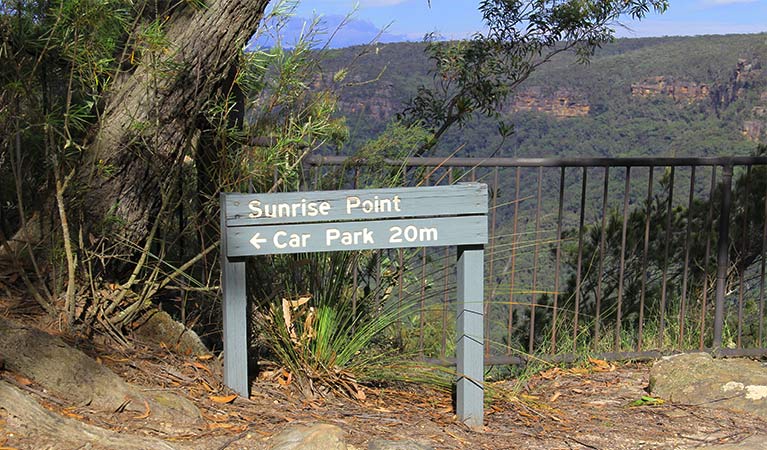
[{"x1": 80, "y1": 0, "x2": 268, "y2": 254}]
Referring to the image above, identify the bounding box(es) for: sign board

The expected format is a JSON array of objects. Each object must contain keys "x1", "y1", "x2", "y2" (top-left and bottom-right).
[{"x1": 220, "y1": 184, "x2": 487, "y2": 426}]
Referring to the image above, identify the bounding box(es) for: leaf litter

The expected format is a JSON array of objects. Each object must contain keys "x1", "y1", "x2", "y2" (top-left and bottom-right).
[{"x1": 3, "y1": 342, "x2": 767, "y2": 449}]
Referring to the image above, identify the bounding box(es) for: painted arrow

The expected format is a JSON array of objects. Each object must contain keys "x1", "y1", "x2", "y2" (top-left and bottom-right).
[{"x1": 249, "y1": 233, "x2": 268, "y2": 249}]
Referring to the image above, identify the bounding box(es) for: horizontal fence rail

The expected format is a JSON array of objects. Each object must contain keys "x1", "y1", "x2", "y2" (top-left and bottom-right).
[{"x1": 301, "y1": 155, "x2": 767, "y2": 366}]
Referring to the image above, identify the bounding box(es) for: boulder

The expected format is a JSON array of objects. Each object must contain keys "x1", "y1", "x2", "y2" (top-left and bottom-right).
[
  {"x1": 368, "y1": 439, "x2": 435, "y2": 450},
  {"x1": 267, "y1": 423, "x2": 352, "y2": 450},
  {"x1": 0, "y1": 317, "x2": 201, "y2": 426},
  {"x1": 649, "y1": 353, "x2": 767, "y2": 419},
  {"x1": 132, "y1": 309, "x2": 209, "y2": 356},
  {"x1": 701, "y1": 435, "x2": 767, "y2": 449}
]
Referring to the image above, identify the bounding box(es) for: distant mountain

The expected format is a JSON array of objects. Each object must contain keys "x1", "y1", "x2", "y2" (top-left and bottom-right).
[{"x1": 318, "y1": 33, "x2": 767, "y2": 158}]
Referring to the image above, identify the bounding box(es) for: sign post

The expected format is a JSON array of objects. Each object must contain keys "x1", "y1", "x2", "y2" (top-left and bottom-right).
[{"x1": 220, "y1": 184, "x2": 488, "y2": 426}]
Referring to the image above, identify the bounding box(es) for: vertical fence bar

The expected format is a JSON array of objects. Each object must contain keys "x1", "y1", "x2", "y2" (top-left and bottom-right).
[
  {"x1": 551, "y1": 167, "x2": 566, "y2": 354},
  {"x1": 594, "y1": 167, "x2": 610, "y2": 348},
  {"x1": 397, "y1": 248, "x2": 404, "y2": 343},
  {"x1": 313, "y1": 164, "x2": 321, "y2": 190},
  {"x1": 456, "y1": 245, "x2": 484, "y2": 427},
  {"x1": 700, "y1": 167, "x2": 717, "y2": 350},
  {"x1": 418, "y1": 170, "x2": 430, "y2": 356},
  {"x1": 658, "y1": 167, "x2": 675, "y2": 349},
  {"x1": 573, "y1": 167, "x2": 588, "y2": 351},
  {"x1": 441, "y1": 169, "x2": 455, "y2": 360},
  {"x1": 637, "y1": 167, "x2": 654, "y2": 352},
  {"x1": 352, "y1": 167, "x2": 359, "y2": 320},
  {"x1": 272, "y1": 166, "x2": 279, "y2": 190},
  {"x1": 615, "y1": 167, "x2": 632, "y2": 351},
  {"x1": 507, "y1": 167, "x2": 521, "y2": 354},
  {"x1": 529, "y1": 167, "x2": 543, "y2": 354},
  {"x1": 759, "y1": 175, "x2": 767, "y2": 347},
  {"x1": 678, "y1": 166, "x2": 696, "y2": 348},
  {"x1": 397, "y1": 165, "x2": 408, "y2": 344},
  {"x1": 714, "y1": 165, "x2": 734, "y2": 350},
  {"x1": 737, "y1": 166, "x2": 752, "y2": 349},
  {"x1": 487, "y1": 168, "x2": 499, "y2": 357}
]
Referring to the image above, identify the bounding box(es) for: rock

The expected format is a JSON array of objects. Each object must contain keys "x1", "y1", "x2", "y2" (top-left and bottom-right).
[
  {"x1": 0, "y1": 317, "x2": 202, "y2": 427},
  {"x1": 701, "y1": 435, "x2": 767, "y2": 449},
  {"x1": 368, "y1": 439, "x2": 435, "y2": 450},
  {"x1": 0, "y1": 381, "x2": 180, "y2": 450},
  {"x1": 132, "y1": 309, "x2": 209, "y2": 356},
  {"x1": 649, "y1": 353, "x2": 767, "y2": 419},
  {"x1": 267, "y1": 423, "x2": 349, "y2": 450}
]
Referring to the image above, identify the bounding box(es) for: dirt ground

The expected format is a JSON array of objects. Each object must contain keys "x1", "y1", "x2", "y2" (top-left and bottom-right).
[{"x1": 2, "y1": 331, "x2": 767, "y2": 450}]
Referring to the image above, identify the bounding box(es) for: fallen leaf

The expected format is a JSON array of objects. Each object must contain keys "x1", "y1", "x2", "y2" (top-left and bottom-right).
[
  {"x1": 184, "y1": 361, "x2": 213, "y2": 375},
  {"x1": 208, "y1": 422, "x2": 239, "y2": 430},
  {"x1": 62, "y1": 408, "x2": 84, "y2": 420},
  {"x1": 277, "y1": 370, "x2": 292, "y2": 386},
  {"x1": 539, "y1": 368, "x2": 563, "y2": 379},
  {"x1": 134, "y1": 400, "x2": 151, "y2": 419},
  {"x1": 209, "y1": 394, "x2": 238, "y2": 404},
  {"x1": 12, "y1": 374, "x2": 33, "y2": 386},
  {"x1": 197, "y1": 354, "x2": 214, "y2": 361},
  {"x1": 549, "y1": 391, "x2": 561, "y2": 403},
  {"x1": 628, "y1": 396, "x2": 665, "y2": 407},
  {"x1": 588, "y1": 357, "x2": 615, "y2": 372},
  {"x1": 569, "y1": 367, "x2": 590, "y2": 375}
]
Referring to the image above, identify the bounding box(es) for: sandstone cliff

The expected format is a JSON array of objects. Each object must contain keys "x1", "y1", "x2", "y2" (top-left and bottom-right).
[
  {"x1": 630, "y1": 76, "x2": 710, "y2": 102},
  {"x1": 508, "y1": 87, "x2": 590, "y2": 118}
]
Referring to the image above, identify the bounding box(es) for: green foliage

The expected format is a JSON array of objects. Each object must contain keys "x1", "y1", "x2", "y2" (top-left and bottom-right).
[
  {"x1": 253, "y1": 251, "x2": 413, "y2": 398},
  {"x1": 398, "y1": 0, "x2": 668, "y2": 153},
  {"x1": 324, "y1": 34, "x2": 766, "y2": 161}
]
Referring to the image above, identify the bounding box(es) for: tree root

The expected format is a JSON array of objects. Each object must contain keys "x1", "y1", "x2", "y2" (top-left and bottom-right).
[{"x1": 0, "y1": 381, "x2": 179, "y2": 450}]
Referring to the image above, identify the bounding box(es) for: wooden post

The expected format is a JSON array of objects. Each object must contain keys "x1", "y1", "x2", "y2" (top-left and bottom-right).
[
  {"x1": 456, "y1": 244, "x2": 485, "y2": 427},
  {"x1": 221, "y1": 193, "x2": 249, "y2": 396}
]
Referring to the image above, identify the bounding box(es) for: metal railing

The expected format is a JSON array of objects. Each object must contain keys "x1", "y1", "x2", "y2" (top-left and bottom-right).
[{"x1": 302, "y1": 155, "x2": 767, "y2": 365}]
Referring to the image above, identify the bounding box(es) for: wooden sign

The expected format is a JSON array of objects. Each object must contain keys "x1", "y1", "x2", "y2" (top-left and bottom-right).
[{"x1": 220, "y1": 184, "x2": 488, "y2": 426}]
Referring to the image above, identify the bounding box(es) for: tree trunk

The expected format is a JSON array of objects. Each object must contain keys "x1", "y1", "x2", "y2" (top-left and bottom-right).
[{"x1": 80, "y1": 0, "x2": 268, "y2": 256}]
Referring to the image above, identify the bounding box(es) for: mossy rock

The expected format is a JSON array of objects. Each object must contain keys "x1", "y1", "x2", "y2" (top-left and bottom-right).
[{"x1": 649, "y1": 353, "x2": 767, "y2": 419}]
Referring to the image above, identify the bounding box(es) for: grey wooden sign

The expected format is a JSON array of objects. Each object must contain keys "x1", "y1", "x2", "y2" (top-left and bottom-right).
[{"x1": 220, "y1": 183, "x2": 487, "y2": 426}]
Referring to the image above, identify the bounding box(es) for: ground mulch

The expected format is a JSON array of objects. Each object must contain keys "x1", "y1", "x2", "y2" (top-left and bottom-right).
[
  {"x1": 7, "y1": 340, "x2": 765, "y2": 450},
  {"x1": 0, "y1": 291, "x2": 765, "y2": 450}
]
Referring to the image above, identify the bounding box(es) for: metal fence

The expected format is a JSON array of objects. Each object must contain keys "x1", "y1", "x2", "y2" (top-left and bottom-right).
[{"x1": 302, "y1": 155, "x2": 767, "y2": 365}]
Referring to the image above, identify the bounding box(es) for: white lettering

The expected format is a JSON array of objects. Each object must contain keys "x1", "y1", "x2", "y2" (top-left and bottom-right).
[
  {"x1": 389, "y1": 225, "x2": 438, "y2": 243},
  {"x1": 346, "y1": 196, "x2": 360, "y2": 214},
  {"x1": 325, "y1": 228, "x2": 375, "y2": 246},
  {"x1": 247, "y1": 198, "x2": 331, "y2": 219},
  {"x1": 274, "y1": 231, "x2": 311, "y2": 249},
  {"x1": 248, "y1": 200, "x2": 263, "y2": 218},
  {"x1": 346, "y1": 195, "x2": 403, "y2": 215},
  {"x1": 326, "y1": 228, "x2": 340, "y2": 246},
  {"x1": 274, "y1": 231, "x2": 288, "y2": 249}
]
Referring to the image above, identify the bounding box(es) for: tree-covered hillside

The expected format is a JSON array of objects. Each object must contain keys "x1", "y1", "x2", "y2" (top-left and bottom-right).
[{"x1": 322, "y1": 33, "x2": 767, "y2": 158}]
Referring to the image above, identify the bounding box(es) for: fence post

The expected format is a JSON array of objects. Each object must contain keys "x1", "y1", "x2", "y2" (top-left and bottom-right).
[
  {"x1": 456, "y1": 244, "x2": 484, "y2": 428},
  {"x1": 713, "y1": 165, "x2": 733, "y2": 350},
  {"x1": 220, "y1": 194, "x2": 249, "y2": 396}
]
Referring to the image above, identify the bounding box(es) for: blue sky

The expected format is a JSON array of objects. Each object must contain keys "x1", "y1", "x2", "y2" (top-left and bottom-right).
[{"x1": 257, "y1": 0, "x2": 767, "y2": 48}]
